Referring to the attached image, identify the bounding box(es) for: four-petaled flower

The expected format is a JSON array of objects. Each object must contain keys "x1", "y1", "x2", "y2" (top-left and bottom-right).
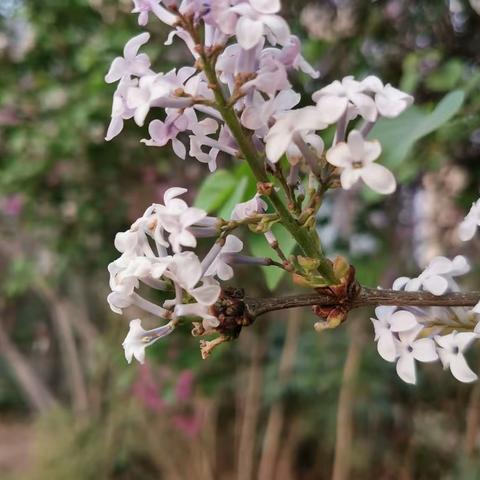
[
  {"x1": 435, "y1": 331, "x2": 478, "y2": 383},
  {"x1": 394, "y1": 326, "x2": 439, "y2": 385},
  {"x1": 371, "y1": 306, "x2": 418, "y2": 362},
  {"x1": 393, "y1": 255, "x2": 470, "y2": 296},
  {"x1": 458, "y1": 199, "x2": 480, "y2": 242},
  {"x1": 155, "y1": 188, "x2": 208, "y2": 253},
  {"x1": 105, "y1": 32, "x2": 153, "y2": 84},
  {"x1": 326, "y1": 130, "x2": 396, "y2": 194}
]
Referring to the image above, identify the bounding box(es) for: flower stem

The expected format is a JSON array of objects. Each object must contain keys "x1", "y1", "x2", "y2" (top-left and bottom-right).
[{"x1": 200, "y1": 51, "x2": 337, "y2": 284}]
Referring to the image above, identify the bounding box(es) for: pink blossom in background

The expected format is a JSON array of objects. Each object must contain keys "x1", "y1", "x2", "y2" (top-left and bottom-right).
[
  {"x1": 172, "y1": 414, "x2": 201, "y2": 438},
  {"x1": 133, "y1": 363, "x2": 165, "y2": 411},
  {"x1": 1, "y1": 195, "x2": 24, "y2": 217},
  {"x1": 175, "y1": 369, "x2": 194, "y2": 402}
]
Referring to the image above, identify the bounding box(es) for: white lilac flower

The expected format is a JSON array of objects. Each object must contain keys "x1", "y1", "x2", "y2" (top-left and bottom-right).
[
  {"x1": 241, "y1": 89, "x2": 300, "y2": 136},
  {"x1": 131, "y1": 0, "x2": 178, "y2": 27},
  {"x1": 241, "y1": 56, "x2": 291, "y2": 95},
  {"x1": 204, "y1": 235, "x2": 243, "y2": 281},
  {"x1": 105, "y1": 33, "x2": 153, "y2": 84},
  {"x1": 122, "y1": 319, "x2": 174, "y2": 364},
  {"x1": 265, "y1": 106, "x2": 343, "y2": 163},
  {"x1": 458, "y1": 199, "x2": 480, "y2": 242},
  {"x1": 166, "y1": 251, "x2": 221, "y2": 305},
  {"x1": 127, "y1": 67, "x2": 196, "y2": 126},
  {"x1": 393, "y1": 255, "x2": 470, "y2": 296},
  {"x1": 435, "y1": 331, "x2": 478, "y2": 383},
  {"x1": 361, "y1": 76, "x2": 413, "y2": 118},
  {"x1": 174, "y1": 302, "x2": 220, "y2": 330},
  {"x1": 262, "y1": 35, "x2": 319, "y2": 79},
  {"x1": 105, "y1": 78, "x2": 137, "y2": 141},
  {"x1": 231, "y1": 194, "x2": 268, "y2": 221},
  {"x1": 326, "y1": 130, "x2": 396, "y2": 194},
  {"x1": 223, "y1": 1, "x2": 290, "y2": 50},
  {"x1": 155, "y1": 187, "x2": 207, "y2": 253},
  {"x1": 312, "y1": 76, "x2": 378, "y2": 123},
  {"x1": 371, "y1": 306, "x2": 419, "y2": 362},
  {"x1": 394, "y1": 326, "x2": 438, "y2": 384}
]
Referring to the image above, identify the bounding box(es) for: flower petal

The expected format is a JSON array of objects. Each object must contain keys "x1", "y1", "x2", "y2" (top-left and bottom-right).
[
  {"x1": 361, "y1": 163, "x2": 396, "y2": 195},
  {"x1": 396, "y1": 354, "x2": 417, "y2": 384},
  {"x1": 389, "y1": 310, "x2": 418, "y2": 332},
  {"x1": 236, "y1": 17, "x2": 264, "y2": 50},
  {"x1": 450, "y1": 354, "x2": 478, "y2": 383}
]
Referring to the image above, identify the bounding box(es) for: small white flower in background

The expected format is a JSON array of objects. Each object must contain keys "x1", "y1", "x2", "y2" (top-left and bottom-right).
[
  {"x1": 105, "y1": 32, "x2": 153, "y2": 84},
  {"x1": 204, "y1": 235, "x2": 243, "y2": 281},
  {"x1": 326, "y1": 130, "x2": 396, "y2": 194},
  {"x1": 458, "y1": 199, "x2": 480, "y2": 241},
  {"x1": 435, "y1": 331, "x2": 478, "y2": 383},
  {"x1": 265, "y1": 106, "x2": 339, "y2": 163},
  {"x1": 394, "y1": 326, "x2": 438, "y2": 384},
  {"x1": 361, "y1": 75, "x2": 413, "y2": 118},
  {"x1": 155, "y1": 187, "x2": 207, "y2": 253},
  {"x1": 231, "y1": 194, "x2": 268, "y2": 221},
  {"x1": 371, "y1": 306, "x2": 419, "y2": 362},
  {"x1": 123, "y1": 319, "x2": 174, "y2": 364},
  {"x1": 393, "y1": 255, "x2": 470, "y2": 296},
  {"x1": 312, "y1": 76, "x2": 378, "y2": 123}
]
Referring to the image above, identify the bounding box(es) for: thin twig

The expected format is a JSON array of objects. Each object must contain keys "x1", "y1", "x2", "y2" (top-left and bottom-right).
[{"x1": 245, "y1": 287, "x2": 480, "y2": 318}]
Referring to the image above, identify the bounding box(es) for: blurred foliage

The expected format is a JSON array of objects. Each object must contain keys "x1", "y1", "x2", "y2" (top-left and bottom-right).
[{"x1": 0, "y1": 0, "x2": 480, "y2": 479}]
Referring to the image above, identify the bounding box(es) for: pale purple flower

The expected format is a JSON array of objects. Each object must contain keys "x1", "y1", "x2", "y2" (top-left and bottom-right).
[
  {"x1": 204, "y1": 235, "x2": 243, "y2": 280},
  {"x1": 131, "y1": 0, "x2": 178, "y2": 26},
  {"x1": 141, "y1": 111, "x2": 194, "y2": 159},
  {"x1": 127, "y1": 67, "x2": 196, "y2": 126},
  {"x1": 241, "y1": 56, "x2": 291, "y2": 95},
  {"x1": 231, "y1": 194, "x2": 268, "y2": 221},
  {"x1": 361, "y1": 75, "x2": 413, "y2": 118},
  {"x1": 435, "y1": 331, "x2": 478, "y2": 383},
  {"x1": 123, "y1": 318, "x2": 175, "y2": 364},
  {"x1": 155, "y1": 187, "x2": 207, "y2": 252},
  {"x1": 105, "y1": 32, "x2": 153, "y2": 84},
  {"x1": 105, "y1": 77, "x2": 139, "y2": 141},
  {"x1": 394, "y1": 326, "x2": 439, "y2": 384},
  {"x1": 241, "y1": 89, "x2": 300, "y2": 136},
  {"x1": 458, "y1": 199, "x2": 480, "y2": 242},
  {"x1": 371, "y1": 306, "x2": 419, "y2": 362},
  {"x1": 393, "y1": 255, "x2": 470, "y2": 296},
  {"x1": 166, "y1": 251, "x2": 221, "y2": 305},
  {"x1": 224, "y1": 2, "x2": 290, "y2": 50},
  {"x1": 265, "y1": 106, "x2": 339, "y2": 163},
  {"x1": 262, "y1": 35, "x2": 319, "y2": 79},
  {"x1": 326, "y1": 130, "x2": 396, "y2": 194},
  {"x1": 312, "y1": 76, "x2": 378, "y2": 123}
]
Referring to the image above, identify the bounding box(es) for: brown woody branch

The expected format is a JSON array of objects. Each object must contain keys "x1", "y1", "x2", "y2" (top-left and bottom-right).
[{"x1": 244, "y1": 287, "x2": 480, "y2": 318}]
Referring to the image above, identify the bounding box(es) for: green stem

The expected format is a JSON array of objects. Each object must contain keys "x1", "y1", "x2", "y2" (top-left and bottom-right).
[{"x1": 200, "y1": 52, "x2": 337, "y2": 284}]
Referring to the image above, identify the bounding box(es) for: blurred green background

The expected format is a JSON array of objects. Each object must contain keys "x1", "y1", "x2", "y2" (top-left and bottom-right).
[{"x1": 1, "y1": 0, "x2": 480, "y2": 479}]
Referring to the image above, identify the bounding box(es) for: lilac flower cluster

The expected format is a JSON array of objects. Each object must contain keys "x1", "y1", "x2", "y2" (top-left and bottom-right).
[
  {"x1": 372, "y1": 255, "x2": 480, "y2": 384},
  {"x1": 105, "y1": 0, "x2": 479, "y2": 379}
]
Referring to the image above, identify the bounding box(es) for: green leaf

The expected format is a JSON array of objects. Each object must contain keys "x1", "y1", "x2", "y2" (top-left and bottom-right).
[
  {"x1": 218, "y1": 176, "x2": 249, "y2": 219},
  {"x1": 248, "y1": 224, "x2": 297, "y2": 291},
  {"x1": 194, "y1": 169, "x2": 237, "y2": 213},
  {"x1": 372, "y1": 90, "x2": 465, "y2": 172}
]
